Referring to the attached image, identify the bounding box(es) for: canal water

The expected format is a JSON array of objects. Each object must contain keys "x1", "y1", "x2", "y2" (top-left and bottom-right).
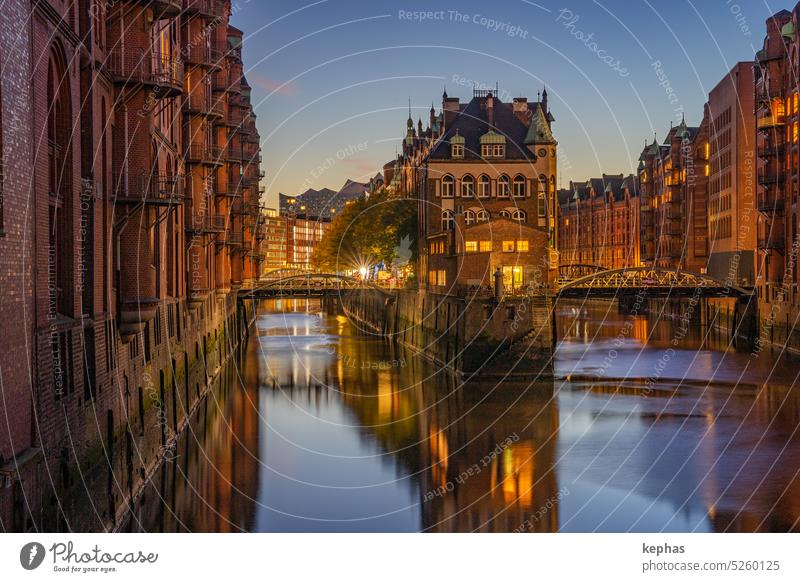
[{"x1": 132, "y1": 298, "x2": 800, "y2": 532}]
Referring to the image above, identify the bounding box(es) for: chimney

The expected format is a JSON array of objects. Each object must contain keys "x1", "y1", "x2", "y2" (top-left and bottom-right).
[
  {"x1": 486, "y1": 92, "x2": 494, "y2": 128},
  {"x1": 443, "y1": 96, "x2": 460, "y2": 131},
  {"x1": 513, "y1": 97, "x2": 530, "y2": 125}
]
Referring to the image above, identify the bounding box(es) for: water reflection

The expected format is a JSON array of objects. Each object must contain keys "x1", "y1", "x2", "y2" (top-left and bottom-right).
[{"x1": 132, "y1": 298, "x2": 800, "y2": 532}]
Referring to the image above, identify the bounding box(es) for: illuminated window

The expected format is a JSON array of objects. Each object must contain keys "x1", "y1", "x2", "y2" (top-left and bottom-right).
[
  {"x1": 465, "y1": 241, "x2": 477, "y2": 252},
  {"x1": 437, "y1": 270, "x2": 446, "y2": 285},
  {"x1": 502, "y1": 241, "x2": 515, "y2": 252},
  {"x1": 479, "y1": 240, "x2": 492, "y2": 252},
  {"x1": 517, "y1": 240, "x2": 529, "y2": 252}
]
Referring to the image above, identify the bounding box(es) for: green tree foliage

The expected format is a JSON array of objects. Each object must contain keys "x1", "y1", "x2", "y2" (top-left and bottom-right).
[{"x1": 312, "y1": 190, "x2": 417, "y2": 273}]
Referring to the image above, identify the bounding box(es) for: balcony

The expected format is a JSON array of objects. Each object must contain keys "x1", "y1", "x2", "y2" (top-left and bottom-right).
[
  {"x1": 758, "y1": 232, "x2": 786, "y2": 250},
  {"x1": 187, "y1": 212, "x2": 226, "y2": 233},
  {"x1": 184, "y1": 91, "x2": 213, "y2": 116},
  {"x1": 759, "y1": 143, "x2": 786, "y2": 158},
  {"x1": 226, "y1": 108, "x2": 243, "y2": 127},
  {"x1": 757, "y1": 192, "x2": 785, "y2": 214},
  {"x1": 227, "y1": 146, "x2": 243, "y2": 162},
  {"x1": 757, "y1": 114, "x2": 786, "y2": 130},
  {"x1": 112, "y1": 172, "x2": 184, "y2": 205},
  {"x1": 226, "y1": 232, "x2": 244, "y2": 246},
  {"x1": 757, "y1": 170, "x2": 786, "y2": 186},
  {"x1": 756, "y1": 83, "x2": 785, "y2": 102},
  {"x1": 211, "y1": 75, "x2": 228, "y2": 93},
  {"x1": 186, "y1": 144, "x2": 209, "y2": 164},
  {"x1": 208, "y1": 96, "x2": 225, "y2": 119},
  {"x1": 227, "y1": 180, "x2": 243, "y2": 197},
  {"x1": 146, "y1": 0, "x2": 182, "y2": 18},
  {"x1": 106, "y1": 50, "x2": 182, "y2": 97},
  {"x1": 184, "y1": 0, "x2": 225, "y2": 18}
]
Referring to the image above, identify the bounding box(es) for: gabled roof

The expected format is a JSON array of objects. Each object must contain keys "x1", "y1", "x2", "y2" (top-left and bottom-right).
[
  {"x1": 524, "y1": 103, "x2": 557, "y2": 146},
  {"x1": 429, "y1": 96, "x2": 552, "y2": 161}
]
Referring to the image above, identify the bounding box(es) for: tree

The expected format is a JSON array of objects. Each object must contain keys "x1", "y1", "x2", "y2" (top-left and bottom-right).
[{"x1": 312, "y1": 189, "x2": 417, "y2": 274}]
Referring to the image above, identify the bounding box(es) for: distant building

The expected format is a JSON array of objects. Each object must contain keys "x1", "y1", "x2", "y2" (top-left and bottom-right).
[
  {"x1": 285, "y1": 216, "x2": 331, "y2": 268},
  {"x1": 279, "y1": 174, "x2": 382, "y2": 220},
  {"x1": 408, "y1": 88, "x2": 558, "y2": 293},
  {"x1": 259, "y1": 208, "x2": 287, "y2": 271},
  {"x1": 638, "y1": 116, "x2": 710, "y2": 273},
  {"x1": 707, "y1": 62, "x2": 757, "y2": 287},
  {"x1": 557, "y1": 175, "x2": 641, "y2": 269}
]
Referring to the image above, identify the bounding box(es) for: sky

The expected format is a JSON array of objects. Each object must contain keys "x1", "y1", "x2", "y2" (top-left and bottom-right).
[{"x1": 230, "y1": 0, "x2": 782, "y2": 208}]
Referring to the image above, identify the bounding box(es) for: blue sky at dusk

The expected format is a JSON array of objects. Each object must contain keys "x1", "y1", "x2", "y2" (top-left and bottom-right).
[{"x1": 231, "y1": 0, "x2": 779, "y2": 207}]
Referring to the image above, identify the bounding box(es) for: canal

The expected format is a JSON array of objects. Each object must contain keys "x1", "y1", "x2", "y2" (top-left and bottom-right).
[{"x1": 128, "y1": 298, "x2": 800, "y2": 532}]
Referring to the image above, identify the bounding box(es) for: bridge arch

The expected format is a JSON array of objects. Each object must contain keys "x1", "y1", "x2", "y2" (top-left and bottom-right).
[{"x1": 557, "y1": 267, "x2": 750, "y2": 298}]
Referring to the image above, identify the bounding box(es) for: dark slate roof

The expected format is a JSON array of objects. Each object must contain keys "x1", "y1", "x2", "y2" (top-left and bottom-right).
[
  {"x1": 557, "y1": 188, "x2": 573, "y2": 208},
  {"x1": 600, "y1": 174, "x2": 626, "y2": 201},
  {"x1": 621, "y1": 174, "x2": 639, "y2": 197},
  {"x1": 428, "y1": 96, "x2": 551, "y2": 161}
]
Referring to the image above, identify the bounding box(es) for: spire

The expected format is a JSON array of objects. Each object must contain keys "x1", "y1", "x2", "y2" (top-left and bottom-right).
[
  {"x1": 524, "y1": 104, "x2": 557, "y2": 146},
  {"x1": 406, "y1": 97, "x2": 413, "y2": 129}
]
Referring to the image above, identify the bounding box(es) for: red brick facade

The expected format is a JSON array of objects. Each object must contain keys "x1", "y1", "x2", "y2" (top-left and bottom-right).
[
  {"x1": 557, "y1": 175, "x2": 641, "y2": 270},
  {"x1": 0, "y1": 0, "x2": 265, "y2": 531}
]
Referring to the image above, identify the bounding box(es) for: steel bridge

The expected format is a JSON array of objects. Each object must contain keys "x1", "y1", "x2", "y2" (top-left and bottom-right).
[
  {"x1": 245, "y1": 273, "x2": 377, "y2": 299},
  {"x1": 556, "y1": 266, "x2": 751, "y2": 299}
]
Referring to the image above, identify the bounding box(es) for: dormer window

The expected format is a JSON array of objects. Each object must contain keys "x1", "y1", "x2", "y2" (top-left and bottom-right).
[
  {"x1": 450, "y1": 132, "x2": 465, "y2": 159},
  {"x1": 480, "y1": 131, "x2": 506, "y2": 158}
]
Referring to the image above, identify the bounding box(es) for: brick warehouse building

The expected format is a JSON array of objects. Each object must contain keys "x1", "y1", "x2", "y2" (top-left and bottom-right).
[
  {"x1": 0, "y1": 0, "x2": 266, "y2": 531},
  {"x1": 638, "y1": 116, "x2": 710, "y2": 273},
  {"x1": 557, "y1": 174, "x2": 641, "y2": 270},
  {"x1": 412, "y1": 88, "x2": 558, "y2": 294},
  {"x1": 753, "y1": 7, "x2": 800, "y2": 347}
]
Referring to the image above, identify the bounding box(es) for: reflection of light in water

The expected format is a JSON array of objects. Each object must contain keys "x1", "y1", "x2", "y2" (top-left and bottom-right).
[
  {"x1": 378, "y1": 371, "x2": 393, "y2": 422},
  {"x1": 429, "y1": 427, "x2": 449, "y2": 490},
  {"x1": 502, "y1": 442, "x2": 534, "y2": 508}
]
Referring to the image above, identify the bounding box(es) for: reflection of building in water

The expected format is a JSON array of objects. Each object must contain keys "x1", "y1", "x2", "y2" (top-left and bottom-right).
[
  {"x1": 127, "y1": 348, "x2": 260, "y2": 532},
  {"x1": 418, "y1": 378, "x2": 561, "y2": 532}
]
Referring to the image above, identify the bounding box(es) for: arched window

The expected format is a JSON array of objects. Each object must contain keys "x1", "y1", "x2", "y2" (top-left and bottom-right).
[
  {"x1": 498, "y1": 174, "x2": 510, "y2": 198},
  {"x1": 513, "y1": 209, "x2": 527, "y2": 223},
  {"x1": 477, "y1": 209, "x2": 490, "y2": 222},
  {"x1": 538, "y1": 175, "x2": 548, "y2": 216},
  {"x1": 442, "y1": 174, "x2": 454, "y2": 198},
  {"x1": 441, "y1": 210, "x2": 454, "y2": 231},
  {"x1": 478, "y1": 174, "x2": 490, "y2": 198},
  {"x1": 48, "y1": 45, "x2": 73, "y2": 316},
  {"x1": 464, "y1": 210, "x2": 475, "y2": 225},
  {"x1": 461, "y1": 174, "x2": 474, "y2": 197},
  {"x1": 513, "y1": 175, "x2": 526, "y2": 198},
  {"x1": 500, "y1": 210, "x2": 511, "y2": 219}
]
